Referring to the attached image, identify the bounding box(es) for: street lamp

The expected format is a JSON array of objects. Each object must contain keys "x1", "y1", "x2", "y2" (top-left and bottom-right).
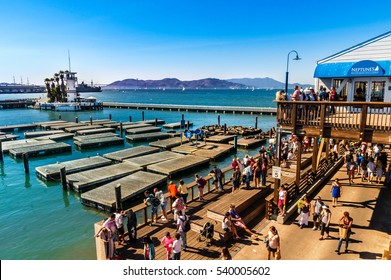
[{"x1": 285, "y1": 50, "x2": 301, "y2": 95}]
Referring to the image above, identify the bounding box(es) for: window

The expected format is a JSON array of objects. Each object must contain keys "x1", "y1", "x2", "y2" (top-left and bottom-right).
[
  {"x1": 333, "y1": 79, "x2": 348, "y2": 101},
  {"x1": 370, "y1": 81, "x2": 385, "y2": 102},
  {"x1": 353, "y1": 82, "x2": 367, "y2": 102}
]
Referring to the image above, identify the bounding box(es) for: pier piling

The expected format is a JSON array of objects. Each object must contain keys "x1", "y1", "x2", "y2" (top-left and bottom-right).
[
  {"x1": 129, "y1": 116, "x2": 132, "y2": 122},
  {"x1": 181, "y1": 114, "x2": 184, "y2": 121},
  {"x1": 142, "y1": 111, "x2": 145, "y2": 121},
  {"x1": 90, "y1": 116, "x2": 92, "y2": 125},
  {"x1": 155, "y1": 118, "x2": 158, "y2": 127},
  {"x1": 224, "y1": 123, "x2": 227, "y2": 135},
  {"x1": 75, "y1": 117, "x2": 79, "y2": 124},
  {"x1": 119, "y1": 122, "x2": 123, "y2": 135},
  {"x1": 115, "y1": 184, "x2": 122, "y2": 210},
  {"x1": 233, "y1": 136, "x2": 238, "y2": 154},
  {"x1": 0, "y1": 141, "x2": 3, "y2": 161},
  {"x1": 58, "y1": 114, "x2": 61, "y2": 120},
  {"x1": 187, "y1": 121, "x2": 190, "y2": 130},
  {"x1": 255, "y1": 117, "x2": 258, "y2": 129},
  {"x1": 22, "y1": 153, "x2": 29, "y2": 173},
  {"x1": 109, "y1": 114, "x2": 112, "y2": 120},
  {"x1": 218, "y1": 114, "x2": 221, "y2": 126},
  {"x1": 60, "y1": 167, "x2": 67, "y2": 190}
]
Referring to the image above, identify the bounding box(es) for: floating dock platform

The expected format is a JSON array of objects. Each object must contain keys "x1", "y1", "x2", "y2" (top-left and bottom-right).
[
  {"x1": 0, "y1": 123, "x2": 37, "y2": 132},
  {"x1": 0, "y1": 134, "x2": 20, "y2": 142},
  {"x1": 35, "y1": 156, "x2": 112, "y2": 181},
  {"x1": 171, "y1": 142, "x2": 234, "y2": 160},
  {"x1": 1, "y1": 139, "x2": 55, "y2": 153},
  {"x1": 228, "y1": 137, "x2": 267, "y2": 148},
  {"x1": 125, "y1": 132, "x2": 171, "y2": 142},
  {"x1": 163, "y1": 122, "x2": 193, "y2": 129},
  {"x1": 9, "y1": 142, "x2": 72, "y2": 158},
  {"x1": 126, "y1": 126, "x2": 161, "y2": 134},
  {"x1": 80, "y1": 171, "x2": 168, "y2": 212},
  {"x1": 76, "y1": 127, "x2": 116, "y2": 135},
  {"x1": 103, "y1": 146, "x2": 160, "y2": 162},
  {"x1": 33, "y1": 133, "x2": 74, "y2": 141},
  {"x1": 24, "y1": 130, "x2": 66, "y2": 138},
  {"x1": 74, "y1": 136, "x2": 124, "y2": 149},
  {"x1": 66, "y1": 162, "x2": 142, "y2": 193},
  {"x1": 206, "y1": 135, "x2": 236, "y2": 143},
  {"x1": 125, "y1": 150, "x2": 185, "y2": 168},
  {"x1": 147, "y1": 154, "x2": 210, "y2": 176},
  {"x1": 149, "y1": 137, "x2": 189, "y2": 149},
  {"x1": 64, "y1": 125, "x2": 102, "y2": 133}
]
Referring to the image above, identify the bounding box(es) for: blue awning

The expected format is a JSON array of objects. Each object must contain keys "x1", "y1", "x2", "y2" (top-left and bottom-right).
[{"x1": 314, "y1": 60, "x2": 391, "y2": 78}]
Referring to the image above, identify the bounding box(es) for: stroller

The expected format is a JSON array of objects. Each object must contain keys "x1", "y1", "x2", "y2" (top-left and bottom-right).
[{"x1": 197, "y1": 221, "x2": 214, "y2": 246}]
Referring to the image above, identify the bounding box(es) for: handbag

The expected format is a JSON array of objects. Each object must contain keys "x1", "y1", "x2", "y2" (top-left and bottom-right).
[
  {"x1": 275, "y1": 250, "x2": 281, "y2": 260},
  {"x1": 339, "y1": 226, "x2": 348, "y2": 239}
]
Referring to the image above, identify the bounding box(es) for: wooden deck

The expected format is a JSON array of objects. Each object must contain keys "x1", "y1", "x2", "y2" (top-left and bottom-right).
[
  {"x1": 163, "y1": 122, "x2": 193, "y2": 129},
  {"x1": 9, "y1": 142, "x2": 72, "y2": 158},
  {"x1": 103, "y1": 146, "x2": 160, "y2": 162},
  {"x1": 206, "y1": 135, "x2": 236, "y2": 143},
  {"x1": 74, "y1": 136, "x2": 124, "y2": 149},
  {"x1": 24, "y1": 130, "x2": 65, "y2": 138},
  {"x1": 34, "y1": 120, "x2": 67, "y2": 127},
  {"x1": 124, "y1": 151, "x2": 185, "y2": 168},
  {"x1": 1, "y1": 139, "x2": 55, "y2": 153},
  {"x1": 33, "y1": 133, "x2": 74, "y2": 141},
  {"x1": 149, "y1": 137, "x2": 189, "y2": 149},
  {"x1": 81, "y1": 171, "x2": 168, "y2": 211},
  {"x1": 121, "y1": 123, "x2": 152, "y2": 130},
  {"x1": 50, "y1": 122, "x2": 84, "y2": 130},
  {"x1": 66, "y1": 162, "x2": 143, "y2": 192},
  {"x1": 146, "y1": 154, "x2": 210, "y2": 176},
  {"x1": 80, "y1": 119, "x2": 111, "y2": 125},
  {"x1": 35, "y1": 156, "x2": 112, "y2": 181},
  {"x1": 0, "y1": 134, "x2": 20, "y2": 141},
  {"x1": 228, "y1": 137, "x2": 267, "y2": 148},
  {"x1": 76, "y1": 127, "x2": 116, "y2": 135},
  {"x1": 125, "y1": 132, "x2": 171, "y2": 142},
  {"x1": 64, "y1": 124, "x2": 103, "y2": 133},
  {"x1": 73, "y1": 133, "x2": 118, "y2": 142},
  {"x1": 126, "y1": 126, "x2": 161, "y2": 134},
  {"x1": 0, "y1": 123, "x2": 37, "y2": 132},
  {"x1": 171, "y1": 142, "x2": 234, "y2": 160}
]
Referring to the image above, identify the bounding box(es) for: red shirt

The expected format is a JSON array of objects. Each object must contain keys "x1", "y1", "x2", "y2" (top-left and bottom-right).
[{"x1": 168, "y1": 184, "x2": 178, "y2": 198}]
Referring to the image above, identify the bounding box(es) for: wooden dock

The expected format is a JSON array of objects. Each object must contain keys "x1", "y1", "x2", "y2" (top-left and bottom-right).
[
  {"x1": 66, "y1": 162, "x2": 142, "y2": 192},
  {"x1": 206, "y1": 135, "x2": 236, "y2": 143},
  {"x1": 33, "y1": 133, "x2": 74, "y2": 141},
  {"x1": 125, "y1": 132, "x2": 170, "y2": 142},
  {"x1": 102, "y1": 122, "x2": 120, "y2": 128},
  {"x1": 163, "y1": 122, "x2": 193, "y2": 129},
  {"x1": 9, "y1": 142, "x2": 72, "y2": 158},
  {"x1": 171, "y1": 142, "x2": 234, "y2": 159},
  {"x1": 24, "y1": 130, "x2": 65, "y2": 138},
  {"x1": 50, "y1": 122, "x2": 84, "y2": 130},
  {"x1": 74, "y1": 136, "x2": 124, "y2": 149},
  {"x1": 126, "y1": 126, "x2": 161, "y2": 134},
  {"x1": 34, "y1": 120, "x2": 67, "y2": 127},
  {"x1": 0, "y1": 123, "x2": 37, "y2": 132},
  {"x1": 147, "y1": 154, "x2": 210, "y2": 176},
  {"x1": 228, "y1": 137, "x2": 267, "y2": 148},
  {"x1": 64, "y1": 125, "x2": 102, "y2": 133},
  {"x1": 121, "y1": 123, "x2": 152, "y2": 130},
  {"x1": 125, "y1": 151, "x2": 184, "y2": 168},
  {"x1": 0, "y1": 134, "x2": 20, "y2": 142},
  {"x1": 73, "y1": 133, "x2": 118, "y2": 142},
  {"x1": 76, "y1": 127, "x2": 116, "y2": 135},
  {"x1": 80, "y1": 119, "x2": 111, "y2": 125},
  {"x1": 81, "y1": 171, "x2": 168, "y2": 211},
  {"x1": 103, "y1": 146, "x2": 160, "y2": 162},
  {"x1": 149, "y1": 137, "x2": 189, "y2": 149},
  {"x1": 35, "y1": 156, "x2": 112, "y2": 181},
  {"x1": 1, "y1": 139, "x2": 56, "y2": 153}
]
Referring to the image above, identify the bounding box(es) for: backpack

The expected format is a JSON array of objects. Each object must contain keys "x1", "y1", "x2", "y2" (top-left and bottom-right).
[
  {"x1": 152, "y1": 196, "x2": 160, "y2": 207},
  {"x1": 180, "y1": 216, "x2": 191, "y2": 232}
]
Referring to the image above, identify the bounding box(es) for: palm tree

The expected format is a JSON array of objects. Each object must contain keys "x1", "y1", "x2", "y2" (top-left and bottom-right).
[
  {"x1": 50, "y1": 78, "x2": 57, "y2": 102},
  {"x1": 59, "y1": 70, "x2": 66, "y2": 102},
  {"x1": 44, "y1": 78, "x2": 52, "y2": 100}
]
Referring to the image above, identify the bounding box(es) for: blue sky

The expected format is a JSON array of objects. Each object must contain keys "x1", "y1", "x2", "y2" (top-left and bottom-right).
[{"x1": 1, "y1": 0, "x2": 390, "y2": 85}]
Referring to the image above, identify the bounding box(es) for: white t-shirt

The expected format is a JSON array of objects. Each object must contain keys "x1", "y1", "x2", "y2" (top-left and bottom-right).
[
  {"x1": 115, "y1": 213, "x2": 123, "y2": 228},
  {"x1": 172, "y1": 239, "x2": 183, "y2": 253},
  {"x1": 177, "y1": 215, "x2": 187, "y2": 233}
]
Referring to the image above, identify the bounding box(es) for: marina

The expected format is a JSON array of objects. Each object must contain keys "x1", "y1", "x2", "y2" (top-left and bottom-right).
[
  {"x1": 80, "y1": 171, "x2": 168, "y2": 212},
  {"x1": 103, "y1": 146, "x2": 160, "y2": 162},
  {"x1": 35, "y1": 156, "x2": 112, "y2": 181}
]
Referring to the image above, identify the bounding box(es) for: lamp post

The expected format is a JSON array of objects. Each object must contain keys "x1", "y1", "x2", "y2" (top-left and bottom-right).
[{"x1": 285, "y1": 50, "x2": 301, "y2": 95}]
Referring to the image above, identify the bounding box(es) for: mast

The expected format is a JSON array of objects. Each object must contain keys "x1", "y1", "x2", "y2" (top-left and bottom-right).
[{"x1": 68, "y1": 50, "x2": 72, "y2": 72}]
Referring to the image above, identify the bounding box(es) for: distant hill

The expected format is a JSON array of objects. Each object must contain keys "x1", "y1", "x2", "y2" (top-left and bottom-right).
[
  {"x1": 226, "y1": 77, "x2": 313, "y2": 89},
  {"x1": 105, "y1": 78, "x2": 245, "y2": 89}
]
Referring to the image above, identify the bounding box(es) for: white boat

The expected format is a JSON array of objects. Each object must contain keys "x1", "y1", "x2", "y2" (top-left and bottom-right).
[{"x1": 53, "y1": 102, "x2": 81, "y2": 111}]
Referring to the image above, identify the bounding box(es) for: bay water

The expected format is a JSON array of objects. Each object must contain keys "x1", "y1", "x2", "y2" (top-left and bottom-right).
[{"x1": 0, "y1": 89, "x2": 278, "y2": 259}]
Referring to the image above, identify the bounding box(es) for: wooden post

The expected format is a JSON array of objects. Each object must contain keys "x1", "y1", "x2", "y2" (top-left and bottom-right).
[
  {"x1": 295, "y1": 141, "x2": 302, "y2": 194},
  {"x1": 109, "y1": 114, "x2": 112, "y2": 120},
  {"x1": 119, "y1": 122, "x2": 123, "y2": 135},
  {"x1": 75, "y1": 117, "x2": 78, "y2": 124},
  {"x1": 142, "y1": 111, "x2": 145, "y2": 121},
  {"x1": 22, "y1": 153, "x2": 29, "y2": 173},
  {"x1": 224, "y1": 123, "x2": 227, "y2": 135},
  {"x1": 58, "y1": 114, "x2": 61, "y2": 120},
  {"x1": 274, "y1": 126, "x2": 282, "y2": 204},
  {"x1": 233, "y1": 136, "x2": 237, "y2": 154},
  {"x1": 60, "y1": 166, "x2": 67, "y2": 190},
  {"x1": 115, "y1": 184, "x2": 122, "y2": 211},
  {"x1": 155, "y1": 118, "x2": 158, "y2": 127},
  {"x1": 255, "y1": 116, "x2": 258, "y2": 129},
  {"x1": 360, "y1": 104, "x2": 368, "y2": 137},
  {"x1": 312, "y1": 137, "x2": 319, "y2": 181},
  {"x1": 0, "y1": 141, "x2": 3, "y2": 162},
  {"x1": 218, "y1": 114, "x2": 220, "y2": 126},
  {"x1": 187, "y1": 121, "x2": 190, "y2": 130},
  {"x1": 89, "y1": 116, "x2": 92, "y2": 125},
  {"x1": 129, "y1": 115, "x2": 132, "y2": 122},
  {"x1": 181, "y1": 114, "x2": 184, "y2": 121}
]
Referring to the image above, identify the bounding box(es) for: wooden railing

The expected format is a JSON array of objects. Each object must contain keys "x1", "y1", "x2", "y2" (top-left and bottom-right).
[{"x1": 277, "y1": 101, "x2": 391, "y2": 140}]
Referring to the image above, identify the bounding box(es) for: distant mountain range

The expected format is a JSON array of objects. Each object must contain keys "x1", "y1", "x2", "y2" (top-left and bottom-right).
[{"x1": 105, "y1": 77, "x2": 313, "y2": 89}]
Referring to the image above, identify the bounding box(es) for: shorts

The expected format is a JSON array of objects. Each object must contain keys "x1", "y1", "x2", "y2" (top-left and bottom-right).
[
  {"x1": 313, "y1": 213, "x2": 320, "y2": 222},
  {"x1": 349, "y1": 170, "x2": 355, "y2": 175},
  {"x1": 223, "y1": 227, "x2": 230, "y2": 233},
  {"x1": 267, "y1": 245, "x2": 278, "y2": 253},
  {"x1": 160, "y1": 201, "x2": 167, "y2": 211},
  {"x1": 151, "y1": 206, "x2": 158, "y2": 215},
  {"x1": 117, "y1": 226, "x2": 124, "y2": 235},
  {"x1": 282, "y1": 154, "x2": 288, "y2": 161},
  {"x1": 234, "y1": 220, "x2": 245, "y2": 229},
  {"x1": 278, "y1": 199, "x2": 285, "y2": 208}
]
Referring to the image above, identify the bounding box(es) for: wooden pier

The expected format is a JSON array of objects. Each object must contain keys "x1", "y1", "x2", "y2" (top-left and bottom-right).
[
  {"x1": 0, "y1": 134, "x2": 20, "y2": 141},
  {"x1": 146, "y1": 154, "x2": 210, "y2": 176},
  {"x1": 121, "y1": 123, "x2": 152, "y2": 130},
  {"x1": 125, "y1": 151, "x2": 184, "y2": 168},
  {"x1": 24, "y1": 130, "x2": 66, "y2": 138},
  {"x1": 74, "y1": 136, "x2": 123, "y2": 149},
  {"x1": 125, "y1": 132, "x2": 171, "y2": 142},
  {"x1": 163, "y1": 122, "x2": 193, "y2": 129},
  {"x1": 9, "y1": 142, "x2": 72, "y2": 158},
  {"x1": 49, "y1": 122, "x2": 83, "y2": 130},
  {"x1": 66, "y1": 162, "x2": 142, "y2": 192},
  {"x1": 103, "y1": 146, "x2": 160, "y2": 162},
  {"x1": 228, "y1": 137, "x2": 267, "y2": 148},
  {"x1": 205, "y1": 135, "x2": 236, "y2": 143},
  {"x1": 64, "y1": 125, "x2": 102, "y2": 133},
  {"x1": 35, "y1": 156, "x2": 112, "y2": 181},
  {"x1": 34, "y1": 120, "x2": 67, "y2": 127},
  {"x1": 125, "y1": 126, "x2": 161, "y2": 134},
  {"x1": 149, "y1": 137, "x2": 189, "y2": 149},
  {"x1": 171, "y1": 142, "x2": 234, "y2": 159},
  {"x1": 0, "y1": 123, "x2": 37, "y2": 132},
  {"x1": 81, "y1": 171, "x2": 168, "y2": 212},
  {"x1": 76, "y1": 127, "x2": 116, "y2": 135},
  {"x1": 1, "y1": 139, "x2": 55, "y2": 153},
  {"x1": 33, "y1": 133, "x2": 74, "y2": 141}
]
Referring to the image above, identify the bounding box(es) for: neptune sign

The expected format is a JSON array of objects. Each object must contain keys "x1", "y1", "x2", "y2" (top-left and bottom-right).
[{"x1": 348, "y1": 60, "x2": 384, "y2": 76}]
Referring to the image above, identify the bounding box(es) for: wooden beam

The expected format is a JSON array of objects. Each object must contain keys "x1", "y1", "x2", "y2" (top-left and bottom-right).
[
  {"x1": 316, "y1": 138, "x2": 325, "y2": 169},
  {"x1": 312, "y1": 137, "x2": 319, "y2": 173}
]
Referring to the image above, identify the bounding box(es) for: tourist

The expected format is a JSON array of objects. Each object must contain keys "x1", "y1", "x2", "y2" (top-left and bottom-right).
[
  {"x1": 330, "y1": 178, "x2": 342, "y2": 207},
  {"x1": 265, "y1": 226, "x2": 280, "y2": 260},
  {"x1": 176, "y1": 210, "x2": 188, "y2": 250},
  {"x1": 232, "y1": 166, "x2": 241, "y2": 193},
  {"x1": 303, "y1": 136, "x2": 310, "y2": 152},
  {"x1": 298, "y1": 196, "x2": 310, "y2": 229},
  {"x1": 236, "y1": 157, "x2": 243, "y2": 173},
  {"x1": 154, "y1": 187, "x2": 168, "y2": 221},
  {"x1": 243, "y1": 154, "x2": 250, "y2": 166},
  {"x1": 143, "y1": 190, "x2": 158, "y2": 226},
  {"x1": 243, "y1": 164, "x2": 252, "y2": 189},
  {"x1": 172, "y1": 233, "x2": 183, "y2": 260},
  {"x1": 231, "y1": 157, "x2": 238, "y2": 169},
  {"x1": 222, "y1": 211, "x2": 240, "y2": 240},
  {"x1": 367, "y1": 158, "x2": 375, "y2": 183},
  {"x1": 319, "y1": 205, "x2": 332, "y2": 240},
  {"x1": 336, "y1": 211, "x2": 353, "y2": 255},
  {"x1": 253, "y1": 160, "x2": 261, "y2": 187},
  {"x1": 96, "y1": 227, "x2": 115, "y2": 260},
  {"x1": 214, "y1": 165, "x2": 224, "y2": 192},
  {"x1": 177, "y1": 179, "x2": 189, "y2": 203},
  {"x1": 229, "y1": 204, "x2": 257, "y2": 238},
  {"x1": 278, "y1": 185, "x2": 288, "y2": 216},
  {"x1": 114, "y1": 209, "x2": 126, "y2": 245},
  {"x1": 260, "y1": 157, "x2": 268, "y2": 187},
  {"x1": 161, "y1": 231, "x2": 174, "y2": 260},
  {"x1": 355, "y1": 150, "x2": 364, "y2": 175},
  {"x1": 168, "y1": 180, "x2": 178, "y2": 200},
  {"x1": 208, "y1": 169, "x2": 218, "y2": 191},
  {"x1": 291, "y1": 85, "x2": 300, "y2": 101},
  {"x1": 259, "y1": 146, "x2": 267, "y2": 157},
  {"x1": 126, "y1": 209, "x2": 137, "y2": 241},
  {"x1": 172, "y1": 194, "x2": 186, "y2": 222},
  {"x1": 143, "y1": 235, "x2": 155, "y2": 260},
  {"x1": 311, "y1": 196, "x2": 324, "y2": 230},
  {"x1": 373, "y1": 144, "x2": 382, "y2": 159},
  {"x1": 221, "y1": 247, "x2": 232, "y2": 260},
  {"x1": 360, "y1": 155, "x2": 368, "y2": 182},
  {"x1": 195, "y1": 174, "x2": 206, "y2": 200},
  {"x1": 281, "y1": 142, "x2": 289, "y2": 167},
  {"x1": 102, "y1": 214, "x2": 117, "y2": 241},
  {"x1": 347, "y1": 158, "x2": 356, "y2": 185},
  {"x1": 376, "y1": 159, "x2": 383, "y2": 184}
]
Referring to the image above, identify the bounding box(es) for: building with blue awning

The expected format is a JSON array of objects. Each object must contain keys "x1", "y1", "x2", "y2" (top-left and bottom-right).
[{"x1": 314, "y1": 31, "x2": 391, "y2": 102}]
